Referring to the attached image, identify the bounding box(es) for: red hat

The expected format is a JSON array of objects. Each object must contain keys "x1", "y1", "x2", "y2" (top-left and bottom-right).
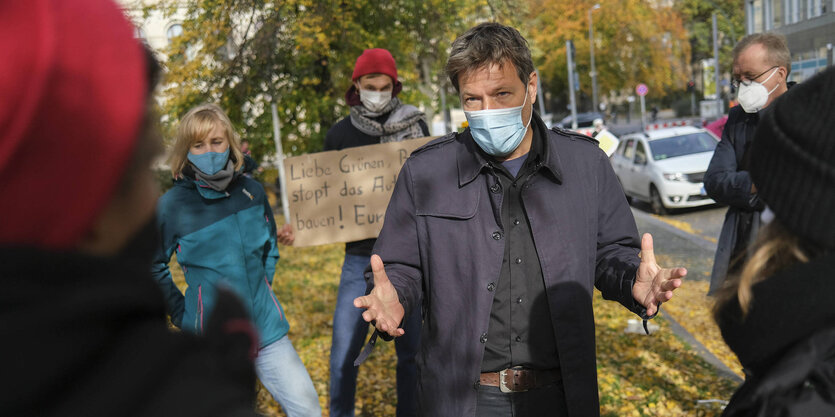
[
  {"x1": 0, "y1": 0, "x2": 147, "y2": 249},
  {"x1": 352, "y1": 48, "x2": 398, "y2": 83},
  {"x1": 346, "y1": 48, "x2": 402, "y2": 106}
]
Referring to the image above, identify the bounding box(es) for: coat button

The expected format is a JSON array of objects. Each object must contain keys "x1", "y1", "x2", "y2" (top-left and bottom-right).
[
  {"x1": 515, "y1": 336, "x2": 522, "y2": 342},
  {"x1": 522, "y1": 184, "x2": 531, "y2": 190},
  {"x1": 487, "y1": 282, "x2": 496, "y2": 292},
  {"x1": 474, "y1": 380, "x2": 480, "y2": 390},
  {"x1": 516, "y1": 297, "x2": 523, "y2": 304},
  {"x1": 480, "y1": 333, "x2": 488, "y2": 343},
  {"x1": 515, "y1": 257, "x2": 522, "y2": 264},
  {"x1": 490, "y1": 183, "x2": 501, "y2": 193},
  {"x1": 492, "y1": 231, "x2": 503, "y2": 240},
  {"x1": 513, "y1": 219, "x2": 520, "y2": 225}
]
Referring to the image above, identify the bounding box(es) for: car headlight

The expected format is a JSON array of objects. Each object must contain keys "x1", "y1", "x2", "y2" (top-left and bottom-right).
[{"x1": 663, "y1": 172, "x2": 685, "y2": 181}]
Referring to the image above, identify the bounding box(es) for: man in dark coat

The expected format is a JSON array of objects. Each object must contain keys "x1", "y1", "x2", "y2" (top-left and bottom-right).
[
  {"x1": 354, "y1": 23, "x2": 686, "y2": 417},
  {"x1": 0, "y1": 1, "x2": 258, "y2": 415},
  {"x1": 705, "y1": 33, "x2": 792, "y2": 294}
]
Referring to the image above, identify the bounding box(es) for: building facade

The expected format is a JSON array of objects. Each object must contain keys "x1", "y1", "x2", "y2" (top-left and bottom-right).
[
  {"x1": 116, "y1": 0, "x2": 188, "y2": 54},
  {"x1": 746, "y1": 0, "x2": 835, "y2": 82}
]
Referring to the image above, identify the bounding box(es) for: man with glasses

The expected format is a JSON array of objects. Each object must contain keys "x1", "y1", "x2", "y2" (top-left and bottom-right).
[{"x1": 704, "y1": 33, "x2": 793, "y2": 294}]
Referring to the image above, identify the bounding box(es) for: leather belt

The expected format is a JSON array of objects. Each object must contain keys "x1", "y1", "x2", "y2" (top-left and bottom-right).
[{"x1": 479, "y1": 368, "x2": 561, "y2": 393}]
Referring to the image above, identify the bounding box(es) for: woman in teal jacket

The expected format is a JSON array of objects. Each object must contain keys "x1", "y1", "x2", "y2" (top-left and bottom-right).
[{"x1": 151, "y1": 104, "x2": 320, "y2": 416}]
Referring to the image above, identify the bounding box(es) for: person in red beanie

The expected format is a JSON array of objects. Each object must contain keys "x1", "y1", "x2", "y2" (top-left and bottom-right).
[
  {"x1": 323, "y1": 48, "x2": 428, "y2": 417},
  {"x1": 0, "y1": 1, "x2": 259, "y2": 416}
]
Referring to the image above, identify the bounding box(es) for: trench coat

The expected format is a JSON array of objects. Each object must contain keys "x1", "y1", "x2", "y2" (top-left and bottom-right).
[{"x1": 372, "y1": 116, "x2": 649, "y2": 416}]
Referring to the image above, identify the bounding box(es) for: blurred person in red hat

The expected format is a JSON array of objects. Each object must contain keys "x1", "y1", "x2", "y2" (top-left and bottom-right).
[
  {"x1": 0, "y1": 1, "x2": 259, "y2": 415},
  {"x1": 321, "y1": 48, "x2": 428, "y2": 417}
]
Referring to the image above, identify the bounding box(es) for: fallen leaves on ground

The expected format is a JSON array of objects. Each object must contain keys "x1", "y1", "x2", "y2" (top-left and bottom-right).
[
  {"x1": 653, "y1": 256, "x2": 744, "y2": 379},
  {"x1": 169, "y1": 223, "x2": 741, "y2": 416}
]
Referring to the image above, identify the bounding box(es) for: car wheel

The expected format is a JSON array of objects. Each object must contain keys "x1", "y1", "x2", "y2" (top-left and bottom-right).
[{"x1": 650, "y1": 185, "x2": 668, "y2": 215}]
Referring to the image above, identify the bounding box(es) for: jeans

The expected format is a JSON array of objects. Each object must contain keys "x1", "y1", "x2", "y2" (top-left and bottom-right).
[
  {"x1": 474, "y1": 381, "x2": 568, "y2": 417},
  {"x1": 255, "y1": 336, "x2": 322, "y2": 417},
  {"x1": 329, "y1": 254, "x2": 421, "y2": 417}
]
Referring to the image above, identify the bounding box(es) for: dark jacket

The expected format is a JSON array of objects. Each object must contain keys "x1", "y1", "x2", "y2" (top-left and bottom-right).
[
  {"x1": 716, "y1": 254, "x2": 835, "y2": 416},
  {"x1": 373, "y1": 115, "x2": 648, "y2": 416},
  {"x1": 704, "y1": 105, "x2": 764, "y2": 293},
  {"x1": 324, "y1": 113, "x2": 430, "y2": 256},
  {"x1": 151, "y1": 169, "x2": 287, "y2": 348},
  {"x1": 0, "y1": 247, "x2": 258, "y2": 417}
]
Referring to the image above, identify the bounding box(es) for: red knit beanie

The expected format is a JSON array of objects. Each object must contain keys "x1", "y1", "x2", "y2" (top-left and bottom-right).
[
  {"x1": 352, "y1": 48, "x2": 398, "y2": 83},
  {"x1": 346, "y1": 48, "x2": 402, "y2": 106},
  {"x1": 0, "y1": 0, "x2": 147, "y2": 249}
]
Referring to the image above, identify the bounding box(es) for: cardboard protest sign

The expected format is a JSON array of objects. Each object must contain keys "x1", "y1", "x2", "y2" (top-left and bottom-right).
[{"x1": 283, "y1": 136, "x2": 436, "y2": 247}]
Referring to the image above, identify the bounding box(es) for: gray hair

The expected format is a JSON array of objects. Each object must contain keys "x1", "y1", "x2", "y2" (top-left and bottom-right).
[
  {"x1": 445, "y1": 22, "x2": 534, "y2": 92},
  {"x1": 733, "y1": 32, "x2": 792, "y2": 77}
]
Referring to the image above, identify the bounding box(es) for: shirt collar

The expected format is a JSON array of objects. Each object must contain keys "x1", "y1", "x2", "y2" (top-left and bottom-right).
[{"x1": 456, "y1": 112, "x2": 563, "y2": 186}]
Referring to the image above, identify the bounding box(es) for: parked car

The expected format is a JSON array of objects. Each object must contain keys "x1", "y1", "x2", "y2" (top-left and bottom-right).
[{"x1": 611, "y1": 126, "x2": 718, "y2": 215}]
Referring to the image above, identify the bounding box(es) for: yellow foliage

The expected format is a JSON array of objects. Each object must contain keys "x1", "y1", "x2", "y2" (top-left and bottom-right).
[{"x1": 170, "y1": 217, "x2": 738, "y2": 416}]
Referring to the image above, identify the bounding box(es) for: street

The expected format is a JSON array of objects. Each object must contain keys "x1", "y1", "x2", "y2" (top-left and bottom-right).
[{"x1": 630, "y1": 202, "x2": 726, "y2": 282}]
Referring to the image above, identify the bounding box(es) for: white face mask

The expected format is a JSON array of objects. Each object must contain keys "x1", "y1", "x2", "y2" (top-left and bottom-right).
[
  {"x1": 359, "y1": 89, "x2": 392, "y2": 113},
  {"x1": 737, "y1": 68, "x2": 780, "y2": 113}
]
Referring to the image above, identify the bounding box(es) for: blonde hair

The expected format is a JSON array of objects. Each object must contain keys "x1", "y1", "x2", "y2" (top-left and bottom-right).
[
  {"x1": 713, "y1": 221, "x2": 816, "y2": 317},
  {"x1": 169, "y1": 103, "x2": 243, "y2": 177}
]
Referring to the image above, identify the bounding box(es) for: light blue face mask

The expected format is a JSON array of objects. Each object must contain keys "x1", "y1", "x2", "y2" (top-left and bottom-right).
[
  {"x1": 188, "y1": 148, "x2": 230, "y2": 175},
  {"x1": 464, "y1": 87, "x2": 532, "y2": 157}
]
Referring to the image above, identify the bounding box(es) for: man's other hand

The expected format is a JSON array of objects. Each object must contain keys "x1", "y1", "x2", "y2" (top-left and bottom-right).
[
  {"x1": 353, "y1": 254, "x2": 406, "y2": 337},
  {"x1": 632, "y1": 233, "x2": 686, "y2": 316}
]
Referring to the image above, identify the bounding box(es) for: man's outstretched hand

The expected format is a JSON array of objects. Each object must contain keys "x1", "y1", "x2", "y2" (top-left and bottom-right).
[
  {"x1": 632, "y1": 233, "x2": 686, "y2": 316},
  {"x1": 353, "y1": 254, "x2": 406, "y2": 337}
]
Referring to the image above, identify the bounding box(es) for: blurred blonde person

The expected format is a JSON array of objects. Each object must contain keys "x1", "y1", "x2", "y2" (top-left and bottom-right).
[
  {"x1": 714, "y1": 66, "x2": 835, "y2": 416},
  {"x1": 152, "y1": 104, "x2": 321, "y2": 417}
]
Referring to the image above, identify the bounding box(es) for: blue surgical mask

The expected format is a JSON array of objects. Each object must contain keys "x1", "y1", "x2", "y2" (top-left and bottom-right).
[
  {"x1": 188, "y1": 148, "x2": 230, "y2": 175},
  {"x1": 464, "y1": 88, "x2": 532, "y2": 157}
]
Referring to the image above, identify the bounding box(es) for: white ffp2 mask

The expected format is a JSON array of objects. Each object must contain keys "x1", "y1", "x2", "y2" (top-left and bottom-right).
[
  {"x1": 737, "y1": 68, "x2": 780, "y2": 113},
  {"x1": 359, "y1": 89, "x2": 392, "y2": 113}
]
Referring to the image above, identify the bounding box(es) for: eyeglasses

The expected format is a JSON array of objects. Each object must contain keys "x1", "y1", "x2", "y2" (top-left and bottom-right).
[{"x1": 732, "y1": 66, "x2": 779, "y2": 89}]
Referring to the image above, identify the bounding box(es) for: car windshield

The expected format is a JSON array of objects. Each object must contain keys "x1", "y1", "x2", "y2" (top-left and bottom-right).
[{"x1": 649, "y1": 133, "x2": 718, "y2": 161}]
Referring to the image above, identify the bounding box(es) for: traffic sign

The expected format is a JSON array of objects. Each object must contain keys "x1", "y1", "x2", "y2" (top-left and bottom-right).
[{"x1": 636, "y1": 83, "x2": 648, "y2": 97}]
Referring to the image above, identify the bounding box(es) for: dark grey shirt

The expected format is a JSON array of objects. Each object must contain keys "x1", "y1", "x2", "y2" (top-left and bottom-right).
[{"x1": 482, "y1": 123, "x2": 559, "y2": 372}]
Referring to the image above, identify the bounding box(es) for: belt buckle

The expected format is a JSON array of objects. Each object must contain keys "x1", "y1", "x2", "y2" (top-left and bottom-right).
[{"x1": 499, "y1": 369, "x2": 528, "y2": 393}]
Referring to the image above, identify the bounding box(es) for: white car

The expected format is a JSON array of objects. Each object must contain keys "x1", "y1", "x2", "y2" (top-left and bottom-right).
[{"x1": 611, "y1": 126, "x2": 718, "y2": 215}]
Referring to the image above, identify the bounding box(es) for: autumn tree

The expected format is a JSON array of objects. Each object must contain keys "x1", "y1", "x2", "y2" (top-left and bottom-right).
[
  {"x1": 675, "y1": 0, "x2": 744, "y2": 89},
  {"x1": 151, "y1": 0, "x2": 525, "y2": 160},
  {"x1": 526, "y1": 0, "x2": 691, "y2": 113}
]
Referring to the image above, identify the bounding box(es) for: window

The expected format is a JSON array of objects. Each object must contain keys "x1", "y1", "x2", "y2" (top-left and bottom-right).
[
  {"x1": 772, "y1": 0, "x2": 784, "y2": 27},
  {"x1": 623, "y1": 139, "x2": 636, "y2": 160},
  {"x1": 634, "y1": 141, "x2": 647, "y2": 164},
  {"x1": 166, "y1": 23, "x2": 183, "y2": 44},
  {"x1": 649, "y1": 133, "x2": 718, "y2": 161},
  {"x1": 751, "y1": 0, "x2": 764, "y2": 32},
  {"x1": 808, "y1": 0, "x2": 824, "y2": 17},
  {"x1": 615, "y1": 140, "x2": 628, "y2": 156}
]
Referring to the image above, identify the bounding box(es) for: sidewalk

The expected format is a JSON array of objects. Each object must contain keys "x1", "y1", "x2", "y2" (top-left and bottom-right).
[{"x1": 631, "y1": 208, "x2": 743, "y2": 384}]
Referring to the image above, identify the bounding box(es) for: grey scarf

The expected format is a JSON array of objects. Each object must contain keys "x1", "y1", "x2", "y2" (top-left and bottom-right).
[
  {"x1": 350, "y1": 97, "x2": 427, "y2": 142},
  {"x1": 193, "y1": 159, "x2": 238, "y2": 192}
]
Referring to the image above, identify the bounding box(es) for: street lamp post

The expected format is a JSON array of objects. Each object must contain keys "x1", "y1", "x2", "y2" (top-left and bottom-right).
[{"x1": 589, "y1": 3, "x2": 601, "y2": 113}]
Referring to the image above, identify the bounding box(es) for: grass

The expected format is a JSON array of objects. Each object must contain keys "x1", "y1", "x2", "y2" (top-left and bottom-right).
[{"x1": 169, "y1": 214, "x2": 741, "y2": 416}]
